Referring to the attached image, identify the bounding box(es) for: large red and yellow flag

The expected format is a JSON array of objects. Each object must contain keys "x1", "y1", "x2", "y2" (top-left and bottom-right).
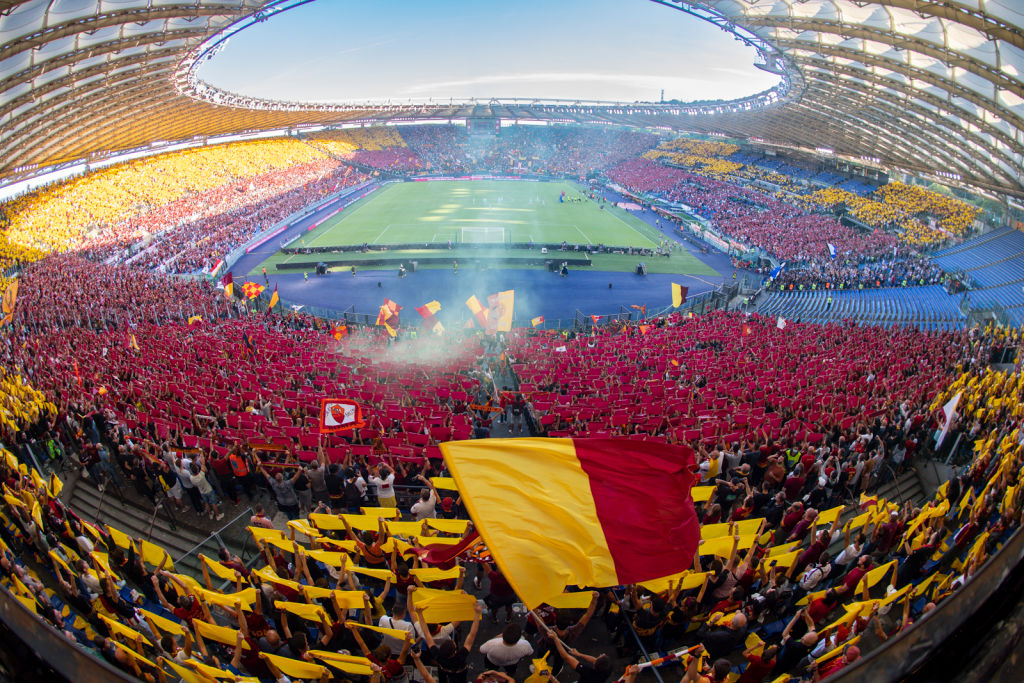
[
  {"x1": 440, "y1": 438, "x2": 698, "y2": 608},
  {"x1": 465, "y1": 295, "x2": 488, "y2": 329},
  {"x1": 376, "y1": 299, "x2": 401, "y2": 337},
  {"x1": 416, "y1": 300, "x2": 444, "y2": 334},
  {"x1": 671, "y1": 283, "x2": 688, "y2": 308},
  {"x1": 221, "y1": 271, "x2": 234, "y2": 299}
]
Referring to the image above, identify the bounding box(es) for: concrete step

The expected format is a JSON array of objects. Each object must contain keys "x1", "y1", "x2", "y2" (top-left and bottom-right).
[{"x1": 64, "y1": 475, "x2": 254, "y2": 581}]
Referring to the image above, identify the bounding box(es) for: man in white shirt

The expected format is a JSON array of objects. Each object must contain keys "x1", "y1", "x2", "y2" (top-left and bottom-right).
[
  {"x1": 410, "y1": 475, "x2": 438, "y2": 520},
  {"x1": 368, "y1": 464, "x2": 397, "y2": 507},
  {"x1": 479, "y1": 623, "x2": 533, "y2": 676},
  {"x1": 377, "y1": 602, "x2": 420, "y2": 654}
]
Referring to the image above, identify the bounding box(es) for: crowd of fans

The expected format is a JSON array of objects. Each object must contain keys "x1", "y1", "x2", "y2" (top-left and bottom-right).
[
  {"x1": 1, "y1": 140, "x2": 332, "y2": 255},
  {"x1": 607, "y1": 158, "x2": 898, "y2": 264},
  {"x1": 9, "y1": 255, "x2": 220, "y2": 332},
  {"x1": 802, "y1": 184, "x2": 980, "y2": 249},
  {"x1": 762, "y1": 255, "x2": 948, "y2": 291},
  {"x1": 0, "y1": 128, "x2": 1017, "y2": 681},
  {"x1": 0, "y1": 298, "x2": 1019, "y2": 682},
  {"x1": 630, "y1": 140, "x2": 981, "y2": 252},
  {"x1": 136, "y1": 164, "x2": 368, "y2": 274},
  {"x1": 309, "y1": 126, "x2": 659, "y2": 179}
]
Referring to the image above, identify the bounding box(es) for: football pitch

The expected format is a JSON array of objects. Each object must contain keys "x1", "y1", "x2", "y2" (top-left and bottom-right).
[
  {"x1": 255, "y1": 180, "x2": 717, "y2": 275},
  {"x1": 308, "y1": 180, "x2": 659, "y2": 247}
]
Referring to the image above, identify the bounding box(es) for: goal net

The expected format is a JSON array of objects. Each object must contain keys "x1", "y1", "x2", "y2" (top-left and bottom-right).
[{"x1": 460, "y1": 226, "x2": 505, "y2": 244}]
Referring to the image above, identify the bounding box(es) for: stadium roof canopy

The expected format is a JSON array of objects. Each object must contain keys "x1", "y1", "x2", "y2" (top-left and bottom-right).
[{"x1": 0, "y1": 0, "x2": 1022, "y2": 198}]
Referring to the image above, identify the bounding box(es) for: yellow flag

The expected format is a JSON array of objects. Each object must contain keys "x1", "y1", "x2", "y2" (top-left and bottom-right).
[{"x1": 410, "y1": 587, "x2": 477, "y2": 623}]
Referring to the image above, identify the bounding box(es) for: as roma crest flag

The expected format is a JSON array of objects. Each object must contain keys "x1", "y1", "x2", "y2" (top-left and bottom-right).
[
  {"x1": 320, "y1": 398, "x2": 366, "y2": 433},
  {"x1": 485, "y1": 290, "x2": 514, "y2": 335},
  {"x1": 440, "y1": 438, "x2": 698, "y2": 608}
]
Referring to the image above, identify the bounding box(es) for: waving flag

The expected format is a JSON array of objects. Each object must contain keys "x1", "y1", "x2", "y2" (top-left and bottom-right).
[
  {"x1": 465, "y1": 295, "x2": 489, "y2": 329},
  {"x1": 268, "y1": 285, "x2": 280, "y2": 311},
  {"x1": 0, "y1": 279, "x2": 17, "y2": 327},
  {"x1": 590, "y1": 314, "x2": 602, "y2": 325},
  {"x1": 827, "y1": 243, "x2": 837, "y2": 260},
  {"x1": 630, "y1": 304, "x2": 647, "y2": 317},
  {"x1": 485, "y1": 290, "x2": 514, "y2": 334},
  {"x1": 331, "y1": 324, "x2": 349, "y2": 340},
  {"x1": 936, "y1": 391, "x2": 963, "y2": 448},
  {"x1": 416, "y1": 300, "x2": 444, "y2": 334},
  {"x1": 441, "y1": 438, "x2": 698, "y2": 608},
  {"x1": 768, "y1": 263, "x2": 786, "y2": 281},
  {"x1": 188, "y1": 315, "x2": 203, "y2": 326},
  {"x1": 671, "y1": 283, "x2": 688, "y2": 308},
  {"x1": 531, "y1": 316, "x2": 545, "y2": 327},
  {"x1": 128, "y1": 334, "x2": 140, "y2": 352},
  {"x1": 241, "y1": 331, "x2": 256, "y2": 358},
  {"x1": 320, "y1": 398, "x2": 365, "y2": 433},
  {"x1": 777, "y1": 316, "x2": 787, "y2": 330},
  {"x1": 242, "y1": 281, "x2": 265, "y2": 299},
  {"x1": 221, "y1": 271, "x2": 234, "y2": 298},
  {"x1": 376, "y1": 299, "x2": 401, "y2": 337}
]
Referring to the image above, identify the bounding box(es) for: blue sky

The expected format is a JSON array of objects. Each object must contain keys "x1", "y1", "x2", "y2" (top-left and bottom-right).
[{"x1": 197, "y1": 0, "x2": 780, "y2": 104}]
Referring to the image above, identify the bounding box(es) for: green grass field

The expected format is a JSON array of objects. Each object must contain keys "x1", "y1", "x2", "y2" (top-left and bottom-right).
[
  {"x1": 307, "y1": 180, "x2": 660, "y2": 247},
  {"x1": 254, "y1": 180, "x2": 717, "y2": 276}
]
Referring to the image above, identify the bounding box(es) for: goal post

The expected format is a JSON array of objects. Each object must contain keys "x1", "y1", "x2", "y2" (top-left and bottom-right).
[{"x1": 459, "y1": 226, "x2": 505, "y2": 244}]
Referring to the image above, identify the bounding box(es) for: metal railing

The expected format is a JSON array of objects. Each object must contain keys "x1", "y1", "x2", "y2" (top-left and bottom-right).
[{"x1": 173, "y1": 507, "x2": 256, "y2": 580}]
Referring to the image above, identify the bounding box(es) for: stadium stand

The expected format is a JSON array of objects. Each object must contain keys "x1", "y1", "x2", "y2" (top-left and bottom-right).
[
  {"x1": 758, "y1": 286, "x2": 966, "y2": 331},
  {"x1": 0, "y1": 0, "x2": 1022, "y2": 679},
  {"x1": 0, "y1": 294, "x2": 1019, "y2": 682},
  {"x1": 606, "y1": 157, "x2": 897, "y2": 265},
  {"x1": 1, "y1": 140, "x2": 333, "y2": 254},
  {"x1": 931, "y1": 228, "x2": 1024, "y2": 325}
]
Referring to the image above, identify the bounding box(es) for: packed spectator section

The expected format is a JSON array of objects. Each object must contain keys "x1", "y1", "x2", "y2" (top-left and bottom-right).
[
  {"x1": 0, "y1": 278, "x2": 1021, "y2": 682},
  {"x1": 606, "y1": 157, "x2": 898, "y2": 265}
]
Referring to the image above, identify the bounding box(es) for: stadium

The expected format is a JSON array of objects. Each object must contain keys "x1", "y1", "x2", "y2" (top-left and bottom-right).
[{"x1": 0, "y1": 0, "x2": 1022, "y2": 681}]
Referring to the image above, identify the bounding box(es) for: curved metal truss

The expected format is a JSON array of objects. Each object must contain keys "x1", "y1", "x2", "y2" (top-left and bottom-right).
[{"x1": 0, "y1": 0, "x2": 1021, "y2": 198}]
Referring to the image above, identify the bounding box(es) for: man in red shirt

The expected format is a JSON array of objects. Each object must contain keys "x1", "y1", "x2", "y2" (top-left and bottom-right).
[
  {"x1": 737, "y1": 643, "x2": 779, "y2": 683},
  {"x1": 813, "y1": 644, "x2": 860, "y2": 680},
  {"x1": 840, "y1": 555, "x2": 874, "y2": 593}
]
